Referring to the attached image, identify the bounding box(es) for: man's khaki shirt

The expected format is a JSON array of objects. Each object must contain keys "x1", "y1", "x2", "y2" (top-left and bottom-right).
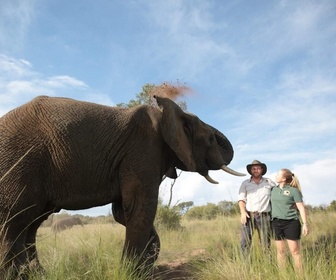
[{"x1": 238, "y1": 177, "x2": 274, "y2": 213}]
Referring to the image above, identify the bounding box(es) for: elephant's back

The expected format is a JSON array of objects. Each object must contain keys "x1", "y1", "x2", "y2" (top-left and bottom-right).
[
  {"x1": 0, "y1": 96, "x2": 121, "y2": 145},
  {"x1": 0, "y1": 95, "x2": 160, "y2": 197},
  {"x1": 0, "y1": 96, "x2": 114, "y2": 182},
  {"x1": 0, "y1": 95, "x2": 156, "y2": 135}
]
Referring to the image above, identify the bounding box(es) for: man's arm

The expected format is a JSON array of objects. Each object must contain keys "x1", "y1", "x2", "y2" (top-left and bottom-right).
[{"x1": 239, "y1": 200, "x2": 249, "y2": 224}]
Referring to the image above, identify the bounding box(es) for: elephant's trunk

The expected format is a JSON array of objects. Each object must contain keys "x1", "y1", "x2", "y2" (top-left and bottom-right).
[
  {"x1": 210, "y1": 126, "x2": 234, "y2": 165},
  {"x1": 204, "y1": 126, "x2": 246, "y2": 183}
]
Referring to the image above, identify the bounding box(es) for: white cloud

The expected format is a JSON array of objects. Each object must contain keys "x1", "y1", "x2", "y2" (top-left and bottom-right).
[
  {"x1": 159, "y1": 158, "x2": 336, "y2": 208},
  {"x1": 0, "y1": 0, "x2": 37, "y2": 51},
  {"x1": 0, "y1": 54, "x2": 34, "y2": 78},
  {"x1": 85, "y1": 94, "x2": 115, "y2": 107},
  {"x1": 137, "y1": 1, "x2": 237, "y2": 79},
  {"x1": 285, "y1": 1, "x2": 334, "y2": 48},
  {"x1": 43, "y1": 76, "x2": 88, "y2": 89},
  {"x1": 159, "y1": 169, "x2": 245, "y2": 207},
  {"x1": 293, "y1": 159, "x2": 336, "y2": 206},
  {"x1": 0, "y1": 55, "x2": 113, "y2": 116}
]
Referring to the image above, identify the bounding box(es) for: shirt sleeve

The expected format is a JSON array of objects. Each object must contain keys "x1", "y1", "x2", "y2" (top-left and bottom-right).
[
  {"x1": 264, "y1": 177, "x2": 277, "y2": 188},
  {"x1": 238, "y1": 181, "x2": 247, "y2": 202},
  {"x1": 291, "y1": 187, "x2": 303, "y2": 202}
]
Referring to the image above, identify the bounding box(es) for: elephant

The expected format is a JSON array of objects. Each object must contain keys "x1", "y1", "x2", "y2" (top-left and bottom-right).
[
  {"x1": 0, "y1": 91, "x2": 244, "y2": 277},
  {"x1": 51, "y1": 217, "x2": 84, "y2": 233}
]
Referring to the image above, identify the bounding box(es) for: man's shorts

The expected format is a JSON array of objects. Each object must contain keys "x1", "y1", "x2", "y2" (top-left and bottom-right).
[{"x1": 271, "y1": 218, "x2": 301, "y2": 240}]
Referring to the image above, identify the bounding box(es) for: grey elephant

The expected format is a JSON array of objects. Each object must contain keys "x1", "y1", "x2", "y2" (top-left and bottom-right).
[
  {"x1": 0, "y1": 90, "x2": 244, "y2": 276},
  {"x1": 51, "y1": 217, "x2": 84, "y2": 233}
]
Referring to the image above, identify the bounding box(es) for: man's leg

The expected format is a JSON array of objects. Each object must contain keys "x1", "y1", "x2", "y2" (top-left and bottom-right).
[
  {"x1": 240, "y1": 219, "x2": 253, "y2": 257},
  {"x1": 259, "y1": 214, "x2": 272, "y2": 250}
]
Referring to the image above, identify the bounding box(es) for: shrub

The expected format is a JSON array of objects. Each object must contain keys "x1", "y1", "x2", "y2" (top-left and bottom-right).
[
  {"x1": 154, "y1": 205, "x2": 182, "y2": 230},
  {"x1": 184, "y1": 203, "x2": 221, "y2": 220}
]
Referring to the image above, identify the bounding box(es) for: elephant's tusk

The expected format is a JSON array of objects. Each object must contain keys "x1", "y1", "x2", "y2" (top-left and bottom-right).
[
  {"x1": 221, "y1": 165, "x2": 246, "y2": 176},
  {"x1": 205, "y1": 175, "x2": 219, "y2": 184}
]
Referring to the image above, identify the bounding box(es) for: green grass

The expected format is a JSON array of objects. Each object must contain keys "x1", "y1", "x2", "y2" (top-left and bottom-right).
[{"x1": 2, "y1": 212, "x2": 336, "y2": 279}]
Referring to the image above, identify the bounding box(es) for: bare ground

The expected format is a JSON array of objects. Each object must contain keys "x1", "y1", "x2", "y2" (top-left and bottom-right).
[
  {"x1": 153, "y1": 249, "x2": 206, "y2": 280},
  {"x1": 154, "y1": 262, "x2": 194, "y2": 280}
]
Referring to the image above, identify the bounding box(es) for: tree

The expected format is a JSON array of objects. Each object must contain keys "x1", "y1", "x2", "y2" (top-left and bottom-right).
[
  {"x1": 175, "y1": 201, "x2": 194, "y2": 214},
  {"x1": 327, "y1": 200, "x2": 336, "y2": 212},
  {"x1": 184, "y1": 203, "x2": 221, "y2": 220},
  {"x1": 117, "y1": 83, "x2": 187, "y2": 111},
  {"x1": 117, "y1": 84, "x2": 156, "y2": 108},
  {"x1": 218, "y1": 200, "x2": 239, "y2": 215},
  {"x1": 155, "y1": 205, "x2": 182, "y2": 230},
  {"x1": 166, "y1": 170, "x2": 183, "y2": 208}
]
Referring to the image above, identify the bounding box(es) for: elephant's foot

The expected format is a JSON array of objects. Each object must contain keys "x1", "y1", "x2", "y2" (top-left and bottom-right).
[
  {"x1": 135, "y1": 240, "x2": 160, "y2": 277},
  {"x1": 2, "y1": 259, "x2": 45, "y2": 280},
  {"x1": 0, "y1": 262, "x2": 26, "y2": 280},
  {"x1": 28, "y1": 258, "x2": 45, "y2": 275},
  {"x1": 145, "y1": 229, "x2": 161, "y2": 263}
]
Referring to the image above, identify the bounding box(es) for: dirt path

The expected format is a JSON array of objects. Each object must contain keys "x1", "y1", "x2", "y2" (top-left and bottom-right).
[
  {"x1": 154, "y1": 263, "x2": 196, "y2": 280},
  {"x1": 154, "y1": 262, "x2": 194, "y2": 279},
  {"x1": 153, "y1": 249, "x2": 206, "y2": 280}
]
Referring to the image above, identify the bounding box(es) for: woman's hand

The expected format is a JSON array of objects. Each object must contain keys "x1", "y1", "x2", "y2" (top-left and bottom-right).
[{"x1": 302, "y1": 223, "x2": 309, "y2": 236}]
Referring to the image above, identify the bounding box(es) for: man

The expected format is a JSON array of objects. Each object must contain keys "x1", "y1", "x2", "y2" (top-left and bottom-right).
[{"x1": 238, "y1": 160, "x2": 275, "y2": 256}]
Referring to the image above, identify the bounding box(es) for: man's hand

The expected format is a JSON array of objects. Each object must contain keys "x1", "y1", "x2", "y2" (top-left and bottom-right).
[
  {"x1": 240, "y1": 211, "x2": 250, "y2": 224},
  {"x1": 265, "y1": 178, "x2": 276, "y2": 187}
]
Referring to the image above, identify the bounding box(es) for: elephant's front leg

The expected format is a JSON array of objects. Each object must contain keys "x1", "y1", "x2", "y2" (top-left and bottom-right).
[
  {"x1": 123, "y1": 196, "x2": 160, "y2": 269},
  {"x1": 113, "y1": 199, "x2": 160, "y2": 265},
  {"x1": 145, "y1": 227, "x2": 160, "y2": 263}
]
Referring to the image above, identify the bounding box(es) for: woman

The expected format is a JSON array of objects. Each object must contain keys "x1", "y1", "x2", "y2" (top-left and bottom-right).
[{"x1": 271, "y1": 169, "x2": 309, "y2": 275}]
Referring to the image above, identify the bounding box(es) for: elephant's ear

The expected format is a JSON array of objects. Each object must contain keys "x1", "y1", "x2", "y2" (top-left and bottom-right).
[{"x1": 155, "y1": 96, "x2": 196, "y2": 171}]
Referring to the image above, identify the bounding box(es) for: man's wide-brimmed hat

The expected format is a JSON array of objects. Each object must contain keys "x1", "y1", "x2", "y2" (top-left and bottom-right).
[{"x1": 246, "y1": 160, "x2": 267, "y2": 175}]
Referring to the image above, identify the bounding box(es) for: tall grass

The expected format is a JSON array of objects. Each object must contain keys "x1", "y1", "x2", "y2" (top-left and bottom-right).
[
  {"x1": 20, "y1": 212, "x2": 336, "y2": 279},
  {"x1": 187, "y1": 213, "x2": 336, "y2": 280},
  {"x1": 35, "y1": 224, "x2": 151, "y2": 280}
]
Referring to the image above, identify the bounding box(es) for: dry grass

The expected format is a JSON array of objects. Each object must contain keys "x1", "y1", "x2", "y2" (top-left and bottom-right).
[{"x1": 1, "y1": 212, "x2": 335, "y2": 279}]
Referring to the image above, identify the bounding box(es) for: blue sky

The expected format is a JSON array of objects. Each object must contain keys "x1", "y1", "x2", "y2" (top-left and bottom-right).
[{"x1": 1, "y1": 0, "x2": 335, "y2": 216}]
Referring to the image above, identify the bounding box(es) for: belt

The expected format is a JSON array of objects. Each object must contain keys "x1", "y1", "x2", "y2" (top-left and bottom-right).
[{"x1": 249, "y1": 211, "x2": 270, "y2": 217}]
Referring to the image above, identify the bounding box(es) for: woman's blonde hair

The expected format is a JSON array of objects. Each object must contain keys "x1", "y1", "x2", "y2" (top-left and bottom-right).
[{"x1": 281, "y1": 168, "x2": 302, "y2": 193}]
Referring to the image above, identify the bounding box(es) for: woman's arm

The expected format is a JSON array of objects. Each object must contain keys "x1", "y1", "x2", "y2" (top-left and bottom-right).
[{"x1": 296, "y1": 201, "x2": 309, "y2": 236}]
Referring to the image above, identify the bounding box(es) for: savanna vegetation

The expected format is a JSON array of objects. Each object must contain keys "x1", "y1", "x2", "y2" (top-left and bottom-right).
[
  {"x1": 1, "y1": 86, "x2": 335, "y2": 279},
  {"x1": 11, "y1": 201, "x2": 335, "y2": 280}
]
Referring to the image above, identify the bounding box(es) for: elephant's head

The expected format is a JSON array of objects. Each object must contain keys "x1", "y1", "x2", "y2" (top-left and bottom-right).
[{"x1": 155, "y1": 95, "x2": 245, "y2": 183}]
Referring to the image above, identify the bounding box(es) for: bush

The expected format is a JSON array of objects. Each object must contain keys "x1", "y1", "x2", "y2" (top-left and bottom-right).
[
  {"x1": 184, "y1": 203, "x2": 221, "y2": 220},
  {"x1": 154, "y1": 205, "x2": 182, "y2": 230}
]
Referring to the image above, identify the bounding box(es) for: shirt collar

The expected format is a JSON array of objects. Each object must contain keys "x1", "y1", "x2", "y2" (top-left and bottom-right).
[{"x1": 249, "y1": 176, "x2": 265, "y2": 183}]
